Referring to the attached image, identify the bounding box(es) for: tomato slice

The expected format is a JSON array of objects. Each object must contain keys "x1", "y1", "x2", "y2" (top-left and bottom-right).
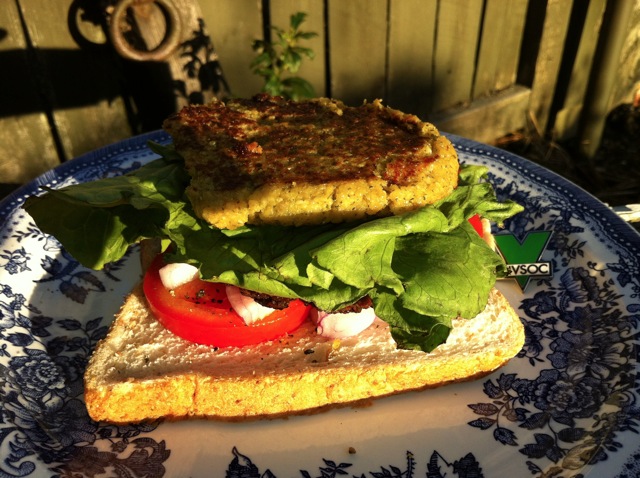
[
  {"x1": 468, "y1": 214, "x2": 484, "y2": 236},
  {"x1": 143, "y1": 255, "x2": 312, "y2": 347}
]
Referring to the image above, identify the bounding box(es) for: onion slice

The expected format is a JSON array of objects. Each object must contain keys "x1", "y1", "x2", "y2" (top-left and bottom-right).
[
  {"x1": 312, "y1": 307, "x2": 376, "y2": 339},
  {"x1": 158, "y1": 262, "x2": 199, "y2": 290},
  {"x1": 480, "y1": 217, "x2": 496, "y2": 250},
  {"x1": 226, "y1": 285, "x2": 276, "y2": 325}
]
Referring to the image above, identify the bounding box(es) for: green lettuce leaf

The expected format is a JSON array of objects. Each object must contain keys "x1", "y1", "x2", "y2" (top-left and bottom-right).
[
  {"x1": 24, "y1": 148, "x2": 191, "y2": 269},
  {"x1": 23, "y1": 144, "x2": 524, "y2": 351}
]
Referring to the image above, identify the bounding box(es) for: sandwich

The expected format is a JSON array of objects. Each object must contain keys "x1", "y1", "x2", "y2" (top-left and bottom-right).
[{"x1": 24, "y1": 94, "x2": 525, "y2": 423}]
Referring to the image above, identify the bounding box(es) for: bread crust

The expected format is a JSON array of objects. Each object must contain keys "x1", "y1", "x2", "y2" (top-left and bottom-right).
[
  {"x1": 84, "y1": 286, "x2": 524, "y2": 423},
  {"x1": 163, "y1": 95, "x2": 459, "y2": 230}
]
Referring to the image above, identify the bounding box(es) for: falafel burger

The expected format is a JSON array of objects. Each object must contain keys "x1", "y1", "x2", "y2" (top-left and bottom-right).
[{"x1": 24, "y1": 94, "x2": 525, "y2": 422}]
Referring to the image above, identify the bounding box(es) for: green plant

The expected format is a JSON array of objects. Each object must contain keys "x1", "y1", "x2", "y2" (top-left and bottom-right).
[{"x1": 251, "y1": 12, "x2": 317, "y2": 100}]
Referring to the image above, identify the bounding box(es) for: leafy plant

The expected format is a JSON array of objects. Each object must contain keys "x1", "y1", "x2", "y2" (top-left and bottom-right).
[{"x1": 251, "y1": 12, "x2": 317, "y2": 100}]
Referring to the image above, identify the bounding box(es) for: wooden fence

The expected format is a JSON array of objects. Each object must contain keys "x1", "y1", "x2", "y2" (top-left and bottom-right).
[{"x1": 1, "y1": 0, "x2": 638, "y2": 193}]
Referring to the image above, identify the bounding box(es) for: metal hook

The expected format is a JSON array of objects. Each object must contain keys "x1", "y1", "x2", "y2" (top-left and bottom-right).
[{"x1": 108, "y1": 0, "x2": 182, "y2": 62}]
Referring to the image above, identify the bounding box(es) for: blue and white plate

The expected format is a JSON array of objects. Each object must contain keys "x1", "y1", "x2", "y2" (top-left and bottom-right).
[{"x1": 1, "y1": 131, "x2": 639, "y2": 478}]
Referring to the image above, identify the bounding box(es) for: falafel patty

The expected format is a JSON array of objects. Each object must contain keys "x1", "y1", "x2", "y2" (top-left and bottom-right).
[{"x1": 163, "y1": 94, "x2": 459, "y2": 230}]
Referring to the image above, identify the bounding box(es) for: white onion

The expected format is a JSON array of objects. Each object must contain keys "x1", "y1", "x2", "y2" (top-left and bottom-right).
[
  {"x1": 226, "y1": 285, "x2": 276, "y2": 325},
  {"x1": 481, "y1": 217, "x2": 496, "y2": 250},
  {"x1": 158, "y1": 262, "x2": 199, "y2": 290},
  {"x1": 312, "y1": 307, "x2": 376, "y2": 339}
]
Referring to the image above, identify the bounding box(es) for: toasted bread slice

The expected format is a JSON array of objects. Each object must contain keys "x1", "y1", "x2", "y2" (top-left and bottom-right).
[
  {"x1": 163, "y1": 95, "x2": 459, "y2": 230},
  {"x1": 83, "y1": 287, "x2": 524, "y2": 423}
]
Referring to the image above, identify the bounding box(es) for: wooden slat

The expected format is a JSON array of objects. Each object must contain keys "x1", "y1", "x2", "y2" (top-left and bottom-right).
[
  {"x1": 577, "y1": 0, "x2": 637, "y2": 158},
  {"x1": 431, "y1": 0, "x2": 484, "y2": 112},
  {"x1": 553, "y1": 0, "x2": 606, "y2": 140},
  {"x1": 432, "y1": 85, "x2": 530, "y2": 143},
  {"x1": 608, "y1": 1, "x2": 640, "y2": 107},
  {"x1": 0, "y1": 1, "x2": 59, "y2": 185},
  {"x1": 270, "y1": 0, "x2": 327, "y2": 97},
  {"x1": 327, "y1": 0, "x2": 387, "y2": 104},
  {"x1": 199, "y1": 0, "x2": 264, "y2": 98},
  {"x1": 527, "y1": 0, "x2": 573, "y2": 133},
  {"x1": 492, "y1": 0, "x2": 529, "y2": 92},
  {"x1": 473, "y1": 0, "x2": 528, "y2": 98},
  {"x1": 386, "y1": 0, "x2": 437, "y2": 118},
  {"x1": 18, "y1": 0, "x2": 133, "y2": 161}
]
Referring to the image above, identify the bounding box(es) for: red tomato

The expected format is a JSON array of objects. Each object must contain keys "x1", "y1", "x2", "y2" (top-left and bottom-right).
[
  {"x1": 143, "y1": 255, "x2": 312, "y2": 347},
  {"x1": 468, "y1": 214, "x2": 484, "y2": 236}
]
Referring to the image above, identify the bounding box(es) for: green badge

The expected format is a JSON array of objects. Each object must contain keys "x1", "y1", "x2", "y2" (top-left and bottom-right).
[{"x1": 494, "y1": 231, "x2": 553, "y2": 290}]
